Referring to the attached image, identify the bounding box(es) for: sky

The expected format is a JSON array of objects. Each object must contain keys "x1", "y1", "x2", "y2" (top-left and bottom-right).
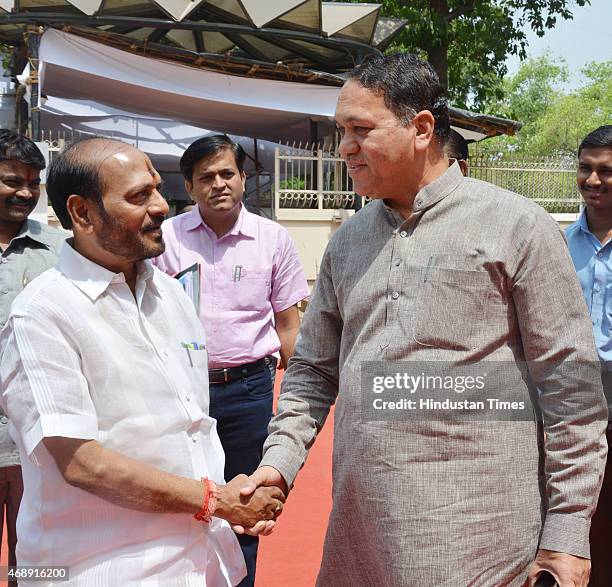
[{"x1": 505, "y1": 0, "x2": 612, "y2": 89}]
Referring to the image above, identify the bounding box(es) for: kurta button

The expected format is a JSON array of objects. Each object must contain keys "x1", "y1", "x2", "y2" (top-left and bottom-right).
[
  {"x1": 1, "y1": 258, "x2": 7, "y2": 263},
  {"x1": 399, "y1": 231, "x2": 408, "y2": 238},
  {"x1": 0, "y1": 417, "x2": 7, "y2": 424},
  {"x1": 192, "y1": 437, "x2": 197, "y2": 443},
  {"x1": 186, "y1": 396, "x2": 191, "y2": 402},
  {"x1": 391, "y1": 291, "x2": 400, "y2": 300},
  {"x1": 395, "y1": 259, "x2": 401, "y2": 267}
]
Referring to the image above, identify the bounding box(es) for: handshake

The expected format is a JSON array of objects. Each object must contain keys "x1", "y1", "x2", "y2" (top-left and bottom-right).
[{"x1": 214, "y1": 466, "x2": 289, "y2": 536}]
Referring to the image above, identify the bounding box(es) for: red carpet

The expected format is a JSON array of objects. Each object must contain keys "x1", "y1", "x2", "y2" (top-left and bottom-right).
[
  {"x1": 0, "y1": 371, "x2": 334, "y2": 587},
  {"x1": 256, "y1": 371, "x2": 333, "y2": 586}
]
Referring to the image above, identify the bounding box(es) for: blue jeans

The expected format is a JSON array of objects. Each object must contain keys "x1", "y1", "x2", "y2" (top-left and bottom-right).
[{"x1": 209, "y1": 366, "x2": 274, "y2": 587}]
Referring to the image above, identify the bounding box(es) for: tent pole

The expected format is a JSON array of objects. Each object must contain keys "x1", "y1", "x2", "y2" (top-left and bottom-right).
[
  {"x1": 253, "y1": 138, "x2": 261, "y2": 206},
  {"x1": 310, "y1": 120, "x2": 319, "y2": 198},
  {"x1": 310, "y1": 119, "x2": 318, "y2": 148},
  {"x1": 26, "y1": 25, "x2": 42, "y2": 142}
]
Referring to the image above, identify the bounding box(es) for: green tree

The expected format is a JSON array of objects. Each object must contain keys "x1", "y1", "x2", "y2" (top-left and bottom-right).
[
  {"x1": 376, "y1": 0, "x2": 590, "y2": 107},
  {"x1": 529, "y1": 60, "x2": 612, "y2": 155},
  {"x1": 481, "y1": 53, "x2": 568, "y2": 150},
  {"x1": 477, "y1": 58, "x2": 611, "y2": 156}
]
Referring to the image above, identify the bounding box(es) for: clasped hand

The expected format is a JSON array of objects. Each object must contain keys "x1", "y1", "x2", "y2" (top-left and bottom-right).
[{"x1": 216, "y1": 473, "x2": 285, "y2": 535}]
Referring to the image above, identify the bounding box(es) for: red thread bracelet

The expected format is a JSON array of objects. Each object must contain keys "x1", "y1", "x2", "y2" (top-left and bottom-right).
[{"x1": 194, "y1": 477, "x2": 218, "y2": 523}]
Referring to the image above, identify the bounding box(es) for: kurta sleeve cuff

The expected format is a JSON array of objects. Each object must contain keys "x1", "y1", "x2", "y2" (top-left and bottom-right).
[
  {"x1": 23, "y1": 414, "x2": 99, "y2": 456},
  {"x1": 260, "y1": 444, "x2": 305, "y2": 488},
  {"x1": 539, "y1": 513, "x2": 591, "y2": 559}
]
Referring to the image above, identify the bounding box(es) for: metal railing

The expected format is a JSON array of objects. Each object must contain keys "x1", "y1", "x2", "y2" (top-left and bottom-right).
[
  {"x1": 41, "y1": 133, "x2": 581, "y2": 215},
  {"x1": 274, "y1": 142, "x2": 358, "y2": 213},
  {"x1": 469, "y1": 152, "x2": 580, "y2": 213},
  {"x1": 273, "y1": 143, "x2": 581, "y2": 214}
]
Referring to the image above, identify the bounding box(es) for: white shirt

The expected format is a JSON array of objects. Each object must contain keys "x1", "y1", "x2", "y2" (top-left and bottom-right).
[{"x1": 0, "y1": 242, "x2": 246, "y2": 587}]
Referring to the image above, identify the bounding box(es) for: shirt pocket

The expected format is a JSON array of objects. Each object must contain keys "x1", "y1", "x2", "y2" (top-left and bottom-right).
[
  {"x1": 182, "y1": 345, "x2": 208, "y2": 371},
  {"x1": 229, "y1": 269, "x2": 271, "y2": 311},
  {"x1": 408, "y1": 266, "x2": 493, "y2": 351}
]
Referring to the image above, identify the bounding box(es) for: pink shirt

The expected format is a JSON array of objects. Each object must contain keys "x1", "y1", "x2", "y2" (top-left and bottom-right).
[{"x1": 154, "y1": 205, "x2": 310, "y2": 368}]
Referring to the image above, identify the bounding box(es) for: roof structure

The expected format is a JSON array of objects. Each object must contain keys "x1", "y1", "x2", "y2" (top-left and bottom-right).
[
  {"x1": 0, "y1": 0, "x2": 406, "y2": 79},
  {"x1": 0, "y1": 1, "x2": 520, "y2": 139}
]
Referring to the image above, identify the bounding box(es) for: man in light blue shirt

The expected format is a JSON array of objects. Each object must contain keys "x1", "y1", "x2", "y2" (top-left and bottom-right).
[{"x1": 566, "y1": 124, "x2": 612, "y2": 587}]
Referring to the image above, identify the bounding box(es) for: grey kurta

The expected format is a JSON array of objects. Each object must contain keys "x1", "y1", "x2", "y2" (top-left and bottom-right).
[{"x1": 260, "y1": 163, "x2": 608, "y2": 586}]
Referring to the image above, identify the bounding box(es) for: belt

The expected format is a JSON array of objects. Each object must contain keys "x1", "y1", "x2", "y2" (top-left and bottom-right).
[{"x1": 208, "y1": 358, "x2": 267, "y2": 384}]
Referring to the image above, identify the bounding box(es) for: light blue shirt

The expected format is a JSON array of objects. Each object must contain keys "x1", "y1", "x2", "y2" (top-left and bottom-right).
[{"x1": 566, "y1": 210, "x2": 612, "y2": 369}]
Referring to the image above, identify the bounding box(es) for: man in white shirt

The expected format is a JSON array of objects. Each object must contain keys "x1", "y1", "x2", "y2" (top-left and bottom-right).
[{"x1": 0, "y1": 138, "x2": 284, "y2": 586}]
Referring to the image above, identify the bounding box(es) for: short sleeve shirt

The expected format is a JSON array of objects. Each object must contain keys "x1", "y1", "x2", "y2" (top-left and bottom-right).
[
  {"x1": 154, "y1": 205, "x2": 310, "y2": 367},
  {"x1": 0, "y1": 219, "x2": 65, "y2": 467},
  {"x1": 0, "y1": 241, "x2": 246, "y2": 586},
  {"x1": 566, "y1": 210, "x2": 612, "y2": 368}
]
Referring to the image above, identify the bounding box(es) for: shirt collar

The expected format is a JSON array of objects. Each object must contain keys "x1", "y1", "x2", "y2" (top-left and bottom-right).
[
  {"x1": 577, "y1": 209, "x2": 591, "y2": 234},
  {"x1": 412, "y1": 161, "x2": 464, "y2": 213},
  {"x1": 57, "y1": 239, "x2": 157, "y2": 301},
  {"x1": 380, "y1": 161, "x2": 464, "y2": 228},
  {"x1": 10, "y1": 218, "x2": 53, "y2": 248},
  {"x1": 183, "y1": 206, "x2": 205, "y2": 231},
  {"x1": 185, "y1": 204, "x2": 255, "y2": 239}
]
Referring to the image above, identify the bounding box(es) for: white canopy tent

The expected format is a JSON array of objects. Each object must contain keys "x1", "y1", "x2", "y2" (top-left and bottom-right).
[
  {"x1": 38, "y1": 29, "x2": 492, "y2": 144},
  {"x1": 40, "y1": 95, "x2": 283, "y2": 204},
  {"x1": 39, "y1": 29, "x2": 340, "y2": 143}
]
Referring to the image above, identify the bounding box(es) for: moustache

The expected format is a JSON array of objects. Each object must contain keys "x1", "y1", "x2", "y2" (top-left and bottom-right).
[
  {"x1": 5, "y1": 197, "x2": 35, "y2": 207},
  {"x1": 142, "y1": 220, "x2": 165, "y2": 232}
]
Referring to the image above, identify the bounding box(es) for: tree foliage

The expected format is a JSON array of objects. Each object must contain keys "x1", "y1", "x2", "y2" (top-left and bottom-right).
[
  {"x1": 530, "y1": 61, "x2": 612, "y2": 155},
  {"x1": 479, "y1": 56, "x2": 612, "y2": 155},
  {"x1": 376, "y1": 0, "x2": 590, "y2": 108}
]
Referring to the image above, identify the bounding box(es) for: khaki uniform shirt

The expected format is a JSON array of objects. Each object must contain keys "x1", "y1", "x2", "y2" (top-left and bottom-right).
[{"x1": 0, "y1": 219, "x2": 65, "y2": 467}]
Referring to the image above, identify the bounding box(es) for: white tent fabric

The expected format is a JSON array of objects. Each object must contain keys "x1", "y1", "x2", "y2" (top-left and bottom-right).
[
  {"x1": 41, "y1": 97, "x2": 212, "y2": 167},
  {"x1": 41, "y1": 94, "x2": 486, "y2": 172},
  {"x1": 38, "y1": 29, "x2": 488, "y2": 148},
  {"x1": 39, "y1": 29, "x2": 339, "y2": 142},
  {"x1": 40, "y1": 96, "x2": 283, "y2": 203}
]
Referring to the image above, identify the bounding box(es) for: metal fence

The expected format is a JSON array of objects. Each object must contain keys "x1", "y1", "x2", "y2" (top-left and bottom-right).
[
  {"x1": 274, "y1": 142, "x2": 358, "y2": 212},
  {"x1": 40, "y1": 129, "x2": 114, "y2": 164},
  {"x1": 468, "y1": 152, "x2": 580, "y2": 213},
  {"x1": 41, "y1": 133, "x2": 581, "y2": 215},
  {"x1": 273, "y1": 143, "x2": 581, "y2": 214}
]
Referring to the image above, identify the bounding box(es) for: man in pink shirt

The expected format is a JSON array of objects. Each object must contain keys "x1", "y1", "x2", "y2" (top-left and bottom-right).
[{"x1": 154, "y1": 135, "x2": 309, "y2": 586}]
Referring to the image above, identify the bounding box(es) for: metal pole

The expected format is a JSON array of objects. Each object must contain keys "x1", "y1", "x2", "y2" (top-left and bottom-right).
[
  {"x1": 309, "y1": 119, "x2": 318, "y2": 149},
  {"x1": 26, "y1": 25, "x2": 42, "y2": 141},
  {"x1": 310, "y1": 119, "x2": 319, "y2": 208},
  {"x1": 317, "y1": 148, "x2": 323, "y2": 210},
  {"x1": 253, "y1": 138, "x2": 260, "y2": 205},
  {"x1": 274, "y1": 147, "x2": 280, "y2": 221}
]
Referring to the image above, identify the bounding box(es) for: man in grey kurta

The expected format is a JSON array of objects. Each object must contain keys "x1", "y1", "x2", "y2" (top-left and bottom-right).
[
  {"x1": 0, "y1": 130, "x2": 65, "y2": 578},
  {"x1": 239, "y1": 55, "x2": 608, "y2": 586}
]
